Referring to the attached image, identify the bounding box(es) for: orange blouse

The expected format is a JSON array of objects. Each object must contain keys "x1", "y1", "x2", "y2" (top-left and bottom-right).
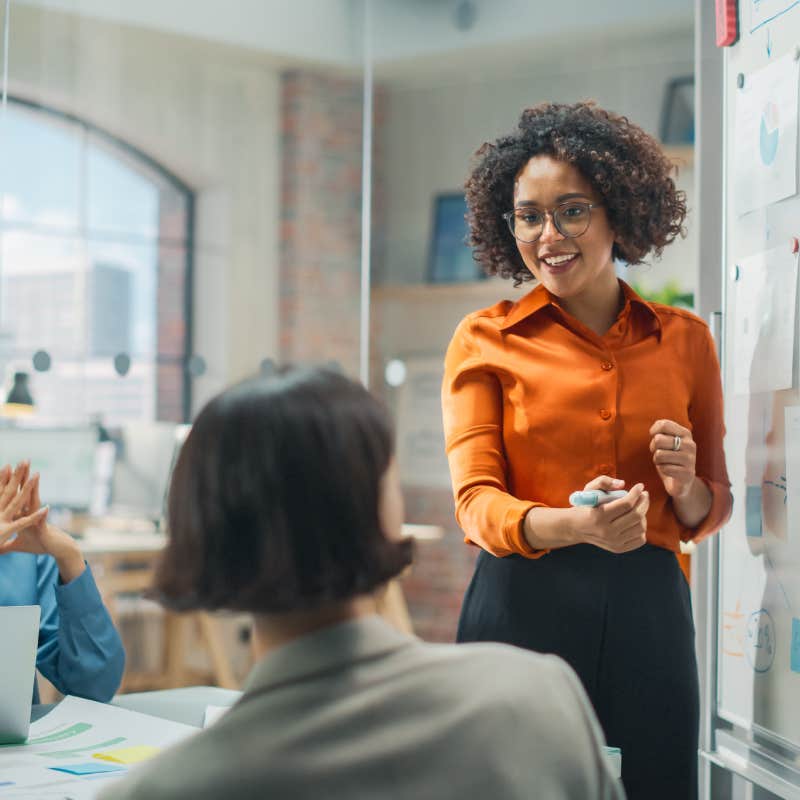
[{"x1": 442, "y1": 280, "x2": 732, "y2": 559}]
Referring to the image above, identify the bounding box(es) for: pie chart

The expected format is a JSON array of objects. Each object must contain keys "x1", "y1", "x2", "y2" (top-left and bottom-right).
[{"x1": 760, "y1": 101, "x2": 780, "y2": 166}]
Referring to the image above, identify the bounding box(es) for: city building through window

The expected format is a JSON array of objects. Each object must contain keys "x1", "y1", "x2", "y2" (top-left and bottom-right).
[{"x1": 0, "y1": 99, "x2": 193, "y2": 423}]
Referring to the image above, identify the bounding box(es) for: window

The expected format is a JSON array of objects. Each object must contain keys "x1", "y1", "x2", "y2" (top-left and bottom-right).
[{"x1": 0, "y1": 99, "x2": 193, "y2": 423}]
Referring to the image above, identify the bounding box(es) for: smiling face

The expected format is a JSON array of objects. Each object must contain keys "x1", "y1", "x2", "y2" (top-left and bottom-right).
[{"x1": 513, "y1": 155, "x2": 618, "y2": 303}]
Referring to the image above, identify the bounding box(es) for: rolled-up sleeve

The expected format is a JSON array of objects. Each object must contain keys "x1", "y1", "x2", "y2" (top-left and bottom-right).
[
  {"x1": 683, "y1": 326, "x2": 732, "y2": 542},
  {"x1": 442, "y1": 317, "x2": 544, "y2": 558},
  {"x1": 36, "y1": 557, "x2": 125, "y2": 701}
]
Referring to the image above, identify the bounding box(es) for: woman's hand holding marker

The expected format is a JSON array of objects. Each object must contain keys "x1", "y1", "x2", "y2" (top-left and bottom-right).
[{"x1": 570, "y1": 476, "x2": 649, "y2": 554}]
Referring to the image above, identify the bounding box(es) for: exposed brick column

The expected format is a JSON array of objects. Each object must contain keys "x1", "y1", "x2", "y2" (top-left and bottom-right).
[
  {"x1": 399, "y1": 487, "x2": 479, "y2": 642},
  {"x1": 279, "y1": 71, "x2": 473, "y2": 644},
  {"x1": 155, "y1": 196, "x2": 189, "y2": 422},
  {"x1": 280, "y1": 71, "x2": 366, "y2": 375}
]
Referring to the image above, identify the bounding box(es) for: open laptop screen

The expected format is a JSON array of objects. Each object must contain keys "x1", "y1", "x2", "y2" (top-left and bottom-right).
[{"x1": 0, "y1": 605, "x2": 39, "y2": 744}]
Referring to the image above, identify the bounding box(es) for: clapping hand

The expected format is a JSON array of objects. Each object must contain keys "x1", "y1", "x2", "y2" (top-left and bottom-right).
[
  {"x1": 0, "y1": 461, "x2": 85, "y2": 582},
  {"x1": 0, "y1": 462, "x2": 49, "y2": 550}
]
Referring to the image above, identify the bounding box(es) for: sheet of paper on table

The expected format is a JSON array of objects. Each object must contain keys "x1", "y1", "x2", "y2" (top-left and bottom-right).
[
  {"x1": 0, "y1": 695, "x2": 198, "y2": 799},
  {"x1": 202, "y1": 705, "x2": 231, "y2": 728}
]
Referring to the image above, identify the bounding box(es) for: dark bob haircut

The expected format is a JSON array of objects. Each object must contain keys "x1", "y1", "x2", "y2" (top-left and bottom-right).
[
  {"x1": 154, "y1": 366, "x2": 413, "y2": 613},
  {"x1": 465, "y1": 101, "x2": 687, "y2": 286}
]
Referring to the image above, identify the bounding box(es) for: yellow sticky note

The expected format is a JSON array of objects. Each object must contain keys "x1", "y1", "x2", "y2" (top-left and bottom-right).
[{"x1": 93, "y1": 745, "x2": 161, "y2": 765}]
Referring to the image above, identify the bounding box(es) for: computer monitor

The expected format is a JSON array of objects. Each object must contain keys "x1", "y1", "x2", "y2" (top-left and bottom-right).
[
  {"x1": 0, "y1": 426, "x2": 97, "y2": 510},
  {"x1": 110, "y1": 421, "x2": 186, "y2": 521},
  {"x1": 160, "y1": 424, "x2": 191, "y2": 521}
]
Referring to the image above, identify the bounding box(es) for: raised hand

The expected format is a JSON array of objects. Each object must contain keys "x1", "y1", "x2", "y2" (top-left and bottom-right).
[
  {"x1": 0, "y1": 462, "x2": 49, "y2": 548},
  {"x1": 0, "y1": 462, "x2": 86, "y2": 583},
  {"x1": 649, "y1": 419, "x2": 696, "y2": 499}
]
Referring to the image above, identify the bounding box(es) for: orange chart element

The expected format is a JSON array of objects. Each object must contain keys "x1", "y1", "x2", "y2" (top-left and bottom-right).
[{"x1": 722, "y1": 602, "x2": 746, "y2": 658}]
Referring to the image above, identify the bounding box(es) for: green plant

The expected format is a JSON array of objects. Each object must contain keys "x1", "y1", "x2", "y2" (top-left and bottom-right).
[{"x1": 630, "y1": 280, "x2": 694, "y2": 309}]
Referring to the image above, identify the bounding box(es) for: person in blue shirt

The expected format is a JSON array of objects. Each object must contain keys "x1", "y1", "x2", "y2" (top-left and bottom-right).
[{"x1": 0, "y1": 460, "x2": 125, "y2": 703}]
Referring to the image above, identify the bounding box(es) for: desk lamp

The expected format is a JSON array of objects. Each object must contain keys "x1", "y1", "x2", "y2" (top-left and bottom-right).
[{"x1": 3, "y1": 371, "x2": 34, "y2": 417}]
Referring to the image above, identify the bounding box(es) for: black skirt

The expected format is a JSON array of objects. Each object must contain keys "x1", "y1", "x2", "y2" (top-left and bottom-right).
[{"x1": 457, "y1": 543, "x2": 699, "y2": 800}]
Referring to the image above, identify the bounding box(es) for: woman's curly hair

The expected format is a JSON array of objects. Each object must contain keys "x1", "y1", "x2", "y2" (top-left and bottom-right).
[{"x1": 465, "y1": 101, "x2": 687, "y2": 286}]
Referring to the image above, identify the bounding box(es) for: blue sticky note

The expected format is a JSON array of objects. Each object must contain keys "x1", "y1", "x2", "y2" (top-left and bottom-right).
[
  {"x1": 49, "y1": 762, "x2": 126, "y2": 776},
  {"x1": 791, "y1": 619, "x2": 800, "y2": 674},
  {"x1": 745, "y1": 485, "x2": 763, "y2": 537}
]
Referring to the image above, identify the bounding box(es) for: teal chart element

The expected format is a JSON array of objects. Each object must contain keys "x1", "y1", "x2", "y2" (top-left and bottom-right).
[
  {"x1": 745, "y1": 485, "x2": 763, "y2": 537},
  {"x1": 760, "y1": 101, "x2": 780, "y2": 165},
  {"x1": 792, "y1": 618, "x2": 800, "y2": 674}
]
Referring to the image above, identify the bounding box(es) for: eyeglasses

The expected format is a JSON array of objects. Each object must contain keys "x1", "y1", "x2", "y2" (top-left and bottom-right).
[{"x1": 502, "y1": 201, "x2": 599, "y2": 244}]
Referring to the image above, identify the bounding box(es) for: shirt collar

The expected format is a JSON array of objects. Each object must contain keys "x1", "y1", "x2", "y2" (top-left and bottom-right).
[
  {"x1": 239, "y1": 615, "x2": 415, "y2": 701},
  {"x1": 499, "y1": 278, "x2": 662, "y2": 340}
]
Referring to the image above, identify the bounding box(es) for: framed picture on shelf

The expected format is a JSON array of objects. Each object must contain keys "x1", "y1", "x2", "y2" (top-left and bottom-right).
[
  {"x1": 427, "y1": 192, "x2": 486, "y2": 283},
  {"x1": 660, "y1": 76, "x2": 694, "y2": 146}
]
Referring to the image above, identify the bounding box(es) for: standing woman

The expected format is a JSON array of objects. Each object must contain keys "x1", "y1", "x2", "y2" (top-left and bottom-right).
[{"x1": 442, "y1": 102, "x2": 731, "y2": 800}]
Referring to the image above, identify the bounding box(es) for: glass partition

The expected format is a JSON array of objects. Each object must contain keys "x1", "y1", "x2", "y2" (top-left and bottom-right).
[
  {"x1": 364, "y1": 2, "x2": 696, "y2": 641},
  {"x1": 1, "y1": 1, "x2": 365, "y2": 424},
  {"x1": 0, "y1": 99, "x2": 191, "y2": 423},
  {"x1": 0, "y1": 0, "x2": 702, "y2": 695},
  {"x1": 0, "y1": 0, "x2": 365, "y2": 694}
]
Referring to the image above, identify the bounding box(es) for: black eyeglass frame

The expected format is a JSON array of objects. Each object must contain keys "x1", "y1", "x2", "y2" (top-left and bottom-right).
[{"x1": 502, "y1": 201, "x2": 600, "y2": 244}]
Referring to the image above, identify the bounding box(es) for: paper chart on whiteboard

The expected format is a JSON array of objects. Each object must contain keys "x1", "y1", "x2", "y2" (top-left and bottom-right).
[
  {"x1": 734, "y1": 53, "x2": 799, "y2": 215},
  {"x1": 732, "y1": 247, "x2": 798, "y2": 395},
  {"x1": 786, "y1": 406, "x2": 800, "y2": 543},
  {"x1": 750, "y1": 0, "x2": 800, "y2": 31}
]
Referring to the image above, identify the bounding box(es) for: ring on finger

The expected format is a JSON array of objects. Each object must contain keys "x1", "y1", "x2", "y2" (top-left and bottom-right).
[{"x1": 672, "y1": 435, "x2": 682, "y2": 452}]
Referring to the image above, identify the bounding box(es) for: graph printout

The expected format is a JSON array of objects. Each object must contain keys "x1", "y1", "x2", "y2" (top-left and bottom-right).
[
  {"x1": 734, "y1": 53, "x2": 799, "y2": 215},
  {"x1": 732, "y1": 248, "x2": 798, "y2": 395},
  {"x1": 750, "y1": 0, "x2": 800, "y2": 31}
]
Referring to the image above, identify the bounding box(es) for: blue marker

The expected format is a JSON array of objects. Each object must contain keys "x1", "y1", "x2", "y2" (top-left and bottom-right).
[{"x1": 569, "y1": 489, "x2": 627, "y2": 507}]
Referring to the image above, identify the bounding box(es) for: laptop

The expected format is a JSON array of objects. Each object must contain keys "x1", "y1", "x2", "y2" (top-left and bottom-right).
[{"x1": 0, "y1": 606, "x2": 40, "y2": 744}]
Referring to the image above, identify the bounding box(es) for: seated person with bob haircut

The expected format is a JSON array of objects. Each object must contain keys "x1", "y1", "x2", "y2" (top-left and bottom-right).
[
  {"x1": 0, "y1": 461, "x2": 125, "y2": 702},
  {"x1": 100, "y1": 366, "x2": 622, "y2": 800}
]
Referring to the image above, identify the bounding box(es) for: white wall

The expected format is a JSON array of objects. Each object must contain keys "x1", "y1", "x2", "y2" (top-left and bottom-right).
[
  {"x1": 7, "y1": 5, "x2": 282, "y2": 412},
  {"x1": 13, "y1": 0, "x2": 692, "y2": 69},
  {"x1": 376, "y1": 28, "x2": 696, "y2": 294},
  {"x1": 12, "y1": 0, "x2": 361, "y2": 67},
  {"x1": 369, "y1": 0, "x2": 692, "y2": 63},
  {"x1": 4, "y1": 3, "x2": 697, "y2": 420}
]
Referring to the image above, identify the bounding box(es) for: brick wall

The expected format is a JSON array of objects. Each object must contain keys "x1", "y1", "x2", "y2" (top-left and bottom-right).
[
  {"x1": 399, "y1": 486, "x2": 478, "y2": 642},
  {"x1": 279, "y1": 71, "x2": 365, "y2": 376},
  {"x1": 156, "y1": 195, "x2": 189, "y2": 422},
  {"x1": 279, "y1": 70, "x2": 474, "y2": 643}
]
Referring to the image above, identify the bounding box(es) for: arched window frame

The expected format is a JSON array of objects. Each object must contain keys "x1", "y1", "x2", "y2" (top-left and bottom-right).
[{"x1": 0, "y1": 95, "x2": 195, "y2": 422}]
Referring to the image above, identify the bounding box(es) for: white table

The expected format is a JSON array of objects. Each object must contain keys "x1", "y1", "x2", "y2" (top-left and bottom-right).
[
  {"x1": 78, "y1": 523, "x2": 443, "y2": 553},
  {"x1": 112, "y1": 686, "x2": 242, "y2": 727}
]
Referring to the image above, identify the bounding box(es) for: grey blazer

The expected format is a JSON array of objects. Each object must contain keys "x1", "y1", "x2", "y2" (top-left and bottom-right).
[{"x1": 100, "y1": 616, "x2": 624, "y2": 800}]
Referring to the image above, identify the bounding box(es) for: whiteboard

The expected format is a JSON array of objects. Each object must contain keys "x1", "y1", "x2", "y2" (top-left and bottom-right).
[{"x1": 718, "y1": 0, "x2": 800, "y2": 752}]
